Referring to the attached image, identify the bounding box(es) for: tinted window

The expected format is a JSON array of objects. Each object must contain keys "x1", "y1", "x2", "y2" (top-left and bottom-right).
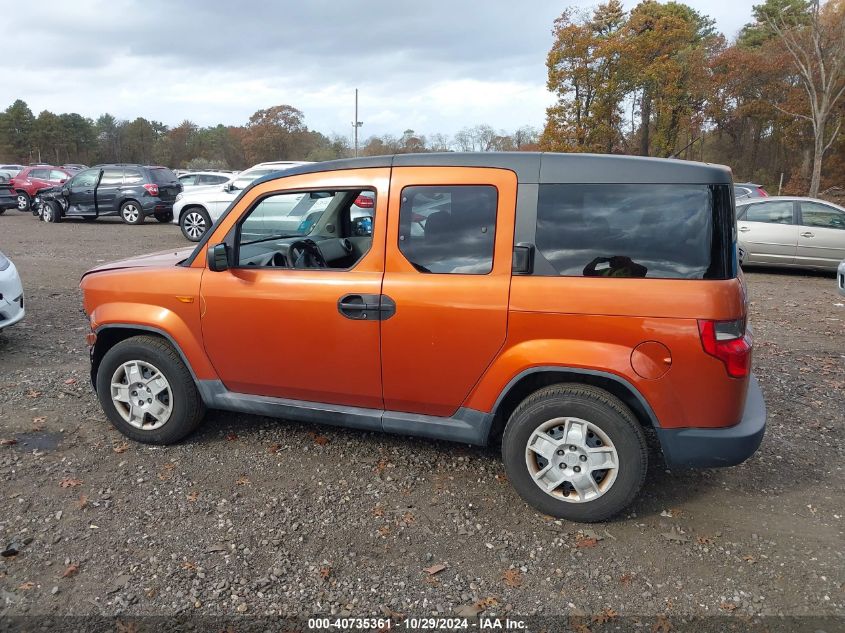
[
  {"x1": 800, "y1": 201, "x2": 845, "y2": 230},
  {"x1": 746, "y1": 201, "x2": 793, "y2": 224},
  {"x1": 149, "y1": 168, "x2": 178, "y2": 184},
  {"x1": 71, "y1": 169, "x2": 98, "y2": 188},
  {"x1": 100, "y1": 169, "x2": 123, "y2": 186},
  {"x1": 736, "y1": 204, "x2": 748, "y2": 220},
  {"x1": 199, "y1": 174, "x2": 228, "y2": 185},
  {"x1": 536, "y1": 184, "x2": 732, "y2": 279},
  {"x1": 398, "y1": 185, "x2": 497, "y2": 274},
  {"x1": 124, "y1": 169, "x2": 144, "y2": 184}
]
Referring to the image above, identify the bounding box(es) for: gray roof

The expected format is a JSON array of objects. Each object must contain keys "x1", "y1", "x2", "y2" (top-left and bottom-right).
[{"x1": 251, "y1": 152, "x2": 732, "y2": 187}]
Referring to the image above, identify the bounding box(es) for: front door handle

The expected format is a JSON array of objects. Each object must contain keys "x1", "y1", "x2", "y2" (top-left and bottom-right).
[
  {"x1": 337, "y1": 294, "x2": 396, "y2": 321},
  {"x1": 739, "y1": 226, "x2": 751, "y2": 232},
  {"x1": 800, "y1": 231, "x2": 814, "y2": 238}
]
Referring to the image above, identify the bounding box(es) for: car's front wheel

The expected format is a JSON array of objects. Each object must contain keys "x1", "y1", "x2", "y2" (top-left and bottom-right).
[
  {"x1": 42, "y1": 201, "x2": 62, "y2": 223},
  {"x1": 96, "y1": 335, "x2": 206, "y2": 444},
  {"x1": 502, "y1": 383, "x2": 648, "y2": 522},
  {"x1": 180, "y1": 207, "x2": 211, "y2": 241},
  {"x1": 16, "y1": 192, "x2": 29, "y2": 211},
  {"x1": 120, "y1": 201, "x2": 144, "y2": 225}
]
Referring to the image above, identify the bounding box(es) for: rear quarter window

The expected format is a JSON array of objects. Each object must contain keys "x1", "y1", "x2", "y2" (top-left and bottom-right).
[
  {"x1": 535, "y1": 183, "x2": 733, "y2": 280},
  {"x1": 149, "y1": 168, "x2": 178, "y2": 184}
]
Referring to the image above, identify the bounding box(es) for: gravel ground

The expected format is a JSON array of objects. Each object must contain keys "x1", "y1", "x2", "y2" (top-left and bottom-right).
[{"x1": 0, "y1": 210, "x2": 843, "y2": 626}]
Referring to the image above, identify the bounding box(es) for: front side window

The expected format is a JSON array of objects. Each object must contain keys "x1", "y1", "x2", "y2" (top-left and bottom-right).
[
  {"x1": 179, "y1": 174, "x2": 197, "y2": 186},
  {"x1": 71, "y1": 169, "x2": 98, "y2": 188},
  {"x1": 535, "y1": 183, "x2": 732, "y2": 279},
  {"x1": 398, "y1": 185, "x2": 497, "y2": 274},
  {"x1": 49, "y1": 169, "x2": 68, "y2": 181},
  {"x1": 100, "y1": 168, "x2": 123, "y2": 186},
  {"x1": 800, "y1": 201, "x2": 845, "y2": 230},
  {"x1": 236, "y1": 189, "x2": 376, "y2": 270},
  {"x1": 746, "y1": 201, "x2": 794, "y2": 224}
]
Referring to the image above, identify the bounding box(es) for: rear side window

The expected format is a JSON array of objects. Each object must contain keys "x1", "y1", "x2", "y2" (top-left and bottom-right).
[
  {"x1": 124, "y1": 169, "x2": 144, "y2": 184},
  {"x1": 199, "y1": 174, "x2": 228, "y2": 185},
  {"x1": 746, "y1": 201, "x2": 793, "y2": 224},
  {"x1": 398, "y1": 185, "x2": 497, "y2": 274},
  {"x1": 535, "y1": 184, "x2": 733, "y2": 279},
  {"x1": 800, "y1": 201, "x2": 845, "y2": 229},
  {"x1": 149, "y1": 168, "x2": 178, "y2": 184},
  {"x1": 100, "y1": 168, "x2": 123, "y2": 186},
  {"x1": 49, "y1": 170, "x2": 68, "y2": 181}
]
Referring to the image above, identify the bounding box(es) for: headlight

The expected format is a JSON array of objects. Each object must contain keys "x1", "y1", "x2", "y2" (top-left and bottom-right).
[
  {"x1": 0, "y1": 251, "x2": 10, "y2": 272},
  {"x1": 176, "y1": 193, "x2": 184, "y2": 202}
]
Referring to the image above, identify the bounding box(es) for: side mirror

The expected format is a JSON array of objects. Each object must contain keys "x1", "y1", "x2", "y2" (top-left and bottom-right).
[
  {"x1": 350, "y1": 216, "x2": 373, "y2": 237},
  {"x1": 61, "y1": 186, "x2": 70, "y2": 196},
  {"x1": 208, "y1": 243, "x2": 230, "y2": 272}
]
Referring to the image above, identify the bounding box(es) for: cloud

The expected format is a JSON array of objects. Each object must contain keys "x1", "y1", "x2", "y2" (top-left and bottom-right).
[{"x1": 1, "y1": 0, "x2": 753, "y2": 137}]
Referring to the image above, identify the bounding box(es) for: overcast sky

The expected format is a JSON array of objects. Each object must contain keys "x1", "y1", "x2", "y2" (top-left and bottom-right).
[{"x1": 3, "y1": 0, "x2": 757, "y2": 140}]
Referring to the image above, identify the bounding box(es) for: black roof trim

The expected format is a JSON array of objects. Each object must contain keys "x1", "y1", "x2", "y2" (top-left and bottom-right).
[{"x1": 248, "y1": 152, "x2": 731, "y2": 188}]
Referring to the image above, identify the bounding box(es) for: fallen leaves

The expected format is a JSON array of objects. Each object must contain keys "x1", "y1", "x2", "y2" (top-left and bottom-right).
[
  {"x1": 501, "y1": 568, "x2": 523, "y2": 588},
  {"x1": 157, "y1": 463, "x2": 176, "y2": 481},
  {"x1": 63, "y1": 378, "x2": 77, "y2": 385},
  {"x1": 308, "y1": 432, "x2": 330, "y2": 446},
  {"x1": 181, "y1": 561, "x2": 197, "y2": 571},
  {"x1": 377, "y1": 526, "x2": 390, "y2": 537},
  {"x1": 0, "y1": 438, "x2": 17, "y2": 446},
  {"x1": 661, "y1": 527, "x2": 690, "y2": 544},
  {"x1": 720, "y1": 601, "x2": 738, "y2": 612},
  {"x1": 26, "y1": 389, "x2": 42, "y2": 398},
  {"x1": 696, "y1": 535, "x2": 713, "y2": 545},
  {"x1": 112, "y1": 442, "x2": 129, "y2": 454},
  {"x1": 371, "y1": 505, "x2": 385, "y2": 518},
  {"x1": 32, "y1": 416, "x2": 46, "y2": 430},
  {"x1": 576, "y1": 536, "x2": 598, "y2": 548},
  {"x1": 267, "y1": 443, "x2": 282, "y2": 454},
  {"x1": 652, "y1": 614, "x2": 672, "y2": 633},
  {"x1": 225, "y1": 432, "x2": 238, "y2": 441},
  {"x1": 423, "y1": 563, "x2": 447, "y2": 576},
  {"x1": 235, "y1": 476, "x2": 251, "y2": 486},
  {"x1": 594, "y1": 607, "x2": 618, "y2": 623},
  {"x1": 59, "y1": 478, "x2": 83, "y2": 488},
  {"x1": 62, "y1": 564, "x2": 79, "y2": 578},
  {"x1": 18, "y1": 581, "x2": 35, "y2": 590},
  {"x1": 77, "y1": 494, "x2": 89, "y2": 509},
  {"x1": 186, "y1": 491, "x2": 199, "y2": 502},
  {"x1": 455, "y1": 597, "x2": 499, "y2": 618},
  {"x1": 319, "y1": 565, "x2": 332, "y2": 580}
]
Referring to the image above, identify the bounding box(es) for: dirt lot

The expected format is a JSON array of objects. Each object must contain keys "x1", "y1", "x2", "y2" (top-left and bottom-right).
[{"x1": 0, "y1": 210, "x2": 843, "y2": 627}]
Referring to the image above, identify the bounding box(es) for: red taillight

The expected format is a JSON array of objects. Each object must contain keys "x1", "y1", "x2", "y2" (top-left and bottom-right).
[
  {"x1": 698, "y1": 318, "x2": 752, "y2": 378},
  {"x1": 354, "y1": 194, "x2": 374, "y2": 208},
  {"x1": 143, "y1": 183, "x2": 159, "y2": 196},
  {"x1": 756, "y1": 187, "x2": 769, "y2": 197}
]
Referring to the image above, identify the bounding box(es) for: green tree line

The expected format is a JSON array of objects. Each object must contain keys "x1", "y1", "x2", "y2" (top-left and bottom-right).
[{"x1": 540, "y1": 0, "x2": 845, "y2": 196}]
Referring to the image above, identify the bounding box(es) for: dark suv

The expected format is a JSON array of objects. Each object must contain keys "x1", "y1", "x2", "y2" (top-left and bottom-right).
[{"x1": 38, "y1": 164, "x2": 182, "y2": 224}]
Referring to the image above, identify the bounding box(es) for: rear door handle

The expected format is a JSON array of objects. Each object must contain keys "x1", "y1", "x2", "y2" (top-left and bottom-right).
[
  {"x1": 338, "y1": 294, "x2": 396, "y2": 321},
  {"x1": 800, "y1": 232, "x2": 814, "y2": 238}
]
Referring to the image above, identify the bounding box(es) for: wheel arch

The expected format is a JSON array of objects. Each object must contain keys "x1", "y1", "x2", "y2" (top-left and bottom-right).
[
  {"x1": 179, "y1": 203, "x2": 210, "y2": 221},
  {"x1": 91, "y1": 325, "x2": 203, "y2": 393},
  {"x1": 488, "y1": 366, "x2": 661, "y2": 443}
]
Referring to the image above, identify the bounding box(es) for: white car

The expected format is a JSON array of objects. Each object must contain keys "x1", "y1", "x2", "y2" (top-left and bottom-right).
[
  {"x1": 0, "y1": 250, "x2": 24, "y2": 332},
  {"x1": 176, "y1": 171, "x2": 233, "y2": 190},
  {"x1": 173, "y1": 161, "x2": 311, "y2": 241}
]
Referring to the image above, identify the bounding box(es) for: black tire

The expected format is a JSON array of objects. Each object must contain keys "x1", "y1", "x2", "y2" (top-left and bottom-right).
[
  {"x1": 42, "y1": 201, "x2": 62, "y2": 223},
  {"x1": 502, "y1": 383, "x2": 648, "y2": 522},
  {"x1": 180, "y1": 207, "x2": 211, "y2": 242},
  {"x1": 154, "y1": 211, "x2": 173, "y2": 223},
  {"x1": 15, "y1": 191, "x2": 29, "y2": 211},
  {"x1": 96, "y1": 335, "x2": 206, "y2": 444},
  {"x1": 0, "y1": 207, "x2": 5, "y2": 215},
  {"x1": 120, "y1": 200, "x2": 144, "y2": 225}
]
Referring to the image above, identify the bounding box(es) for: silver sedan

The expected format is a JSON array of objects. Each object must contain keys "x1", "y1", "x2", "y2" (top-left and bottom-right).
[
  {"x1": 736, "y1": 196, "x2": 845, "y2": 272},
  {"x1": 838, "y1": 259, "x2": 845, "y2": 296}
]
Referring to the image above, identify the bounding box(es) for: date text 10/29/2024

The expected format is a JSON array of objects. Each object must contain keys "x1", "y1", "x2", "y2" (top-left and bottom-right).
[{"x1": 307, "y1": 617, "x2": 528, "y2": 630}]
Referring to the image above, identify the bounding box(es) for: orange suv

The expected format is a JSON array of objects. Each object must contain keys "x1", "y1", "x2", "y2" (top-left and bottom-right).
[{"x1": 80, "y1": 153, "x2": 766, "y2": 522}]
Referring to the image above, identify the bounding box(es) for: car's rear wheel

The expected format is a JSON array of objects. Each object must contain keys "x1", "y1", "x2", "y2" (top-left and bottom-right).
[
  {"x1": 96, "y1": 335, "x2": 205, "y2": 444},
  {"x1": 42, "y1": 201, "x2": 62, "y2": 223},
  {"x1": 120, "y1": 201, "x2": 144, "y2": 225},
  {"x1": 180, "y1": 207, "x2": 211, "y2": 241},
  {"x1": 0, "y1": 207, "x2": 5, "y2": 215},
  {"x1": 502, "y1": 383, "x2": 648, "y2": 522},
  {"x1": 16, "y1": 192, "x2": 29, "y2": 211},
  {"x1": 154, "y1": 211, "x2": 173, "y2": 223}
]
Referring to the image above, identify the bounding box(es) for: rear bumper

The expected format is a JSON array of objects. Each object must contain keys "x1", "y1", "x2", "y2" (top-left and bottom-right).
[
  {"x1": 655, "y1": 375, "x2": 766, "y2": 468},
  {"x1": 0, "y1": 263, "x2": 25, "y2": 331}
]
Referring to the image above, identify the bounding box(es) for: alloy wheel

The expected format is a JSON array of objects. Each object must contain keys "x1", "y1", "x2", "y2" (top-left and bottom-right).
[
  {"x1": 524, "y1": 417, "x2": 619, "y2": 503},
  {"x1": 122, "y1": 204, "x2": 140, "y2": 223},
  {"x1": 16, "y1": 194, "x2": 28, "y2": 210},
  {"x1": 184, "y1": 212, "x2": 206, "y2": 239},
  {"x1": 110, "y1": 360, "x2": 173, "y2": 430}
]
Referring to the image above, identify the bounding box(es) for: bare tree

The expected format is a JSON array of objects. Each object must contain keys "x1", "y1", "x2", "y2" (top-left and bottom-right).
[{"x1": 768, "y1": 0, "x2": 845, "y2": 196}]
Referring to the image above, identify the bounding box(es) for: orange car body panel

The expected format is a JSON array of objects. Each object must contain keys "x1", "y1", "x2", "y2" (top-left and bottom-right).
[
  {"x1": 81, "y1": 162, "x2": 750, "y2": 433},
  {"x1": 380, "y1": 167, "x2": 516, "y2": 416}
]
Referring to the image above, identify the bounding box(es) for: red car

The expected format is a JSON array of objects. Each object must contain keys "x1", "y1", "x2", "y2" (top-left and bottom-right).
[{"x1": 9, "y1": 165, "x2": 72, "y2": 211}]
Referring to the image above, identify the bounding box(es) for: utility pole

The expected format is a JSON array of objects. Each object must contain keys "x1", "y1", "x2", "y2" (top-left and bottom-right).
[{"x1": 352, "y1": 89, "x2": 363, "y2": 158}]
